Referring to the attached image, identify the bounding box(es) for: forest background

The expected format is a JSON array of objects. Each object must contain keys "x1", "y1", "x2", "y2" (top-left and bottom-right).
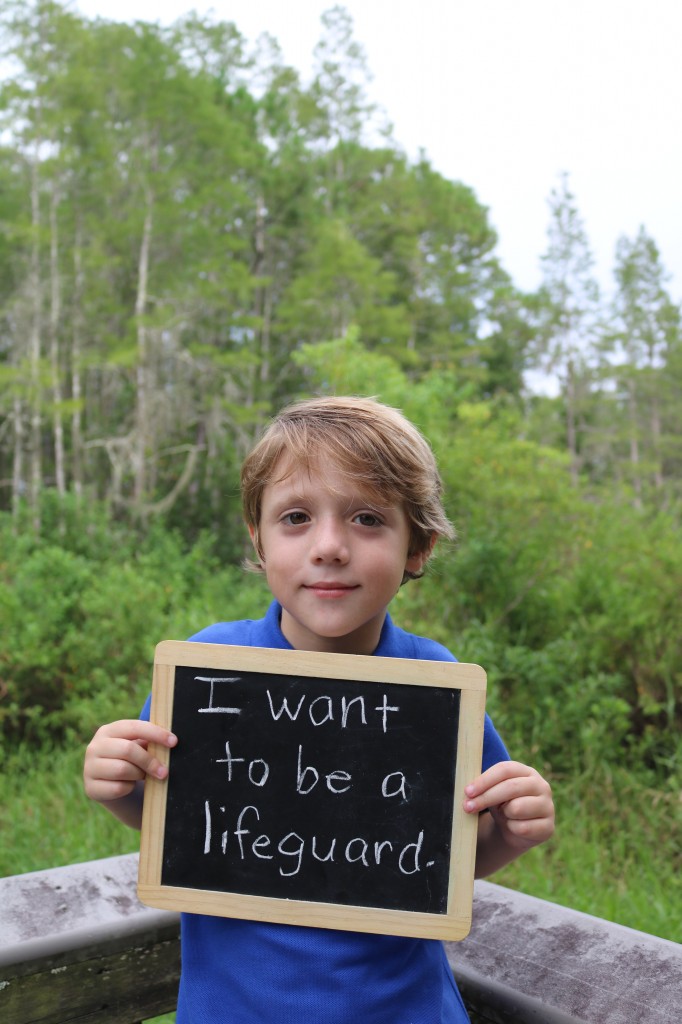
[{"x1": 1, "y1": 0, "x2": 680, "y2": 959}]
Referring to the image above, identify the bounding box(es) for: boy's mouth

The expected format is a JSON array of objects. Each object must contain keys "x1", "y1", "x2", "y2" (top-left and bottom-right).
[{"x1": 304, "y1": 582, "x2": 359, "y2": 596}]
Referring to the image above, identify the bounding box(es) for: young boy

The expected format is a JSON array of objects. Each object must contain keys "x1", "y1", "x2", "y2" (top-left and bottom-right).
[{"x1": 84, "y1": 395, "x2": 554, "y2": 1023}]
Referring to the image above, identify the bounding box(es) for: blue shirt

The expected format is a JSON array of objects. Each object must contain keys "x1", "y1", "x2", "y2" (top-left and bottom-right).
[{"x1": 142, "y1": 601, "x2": 509, "y2": 1023}]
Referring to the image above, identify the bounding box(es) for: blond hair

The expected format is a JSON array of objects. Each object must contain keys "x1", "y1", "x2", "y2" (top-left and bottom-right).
[{"x1": 241, "y1": 396, "x2": 454, "y2": 581}]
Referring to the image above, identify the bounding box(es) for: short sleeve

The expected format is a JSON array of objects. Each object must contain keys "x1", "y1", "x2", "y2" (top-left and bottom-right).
[
  {"x1": 140, "y1": 693, "x2": 151, "y2": 722},
  {"x1": 481, "y1": 712, "x2": 509, "y2": 772}
]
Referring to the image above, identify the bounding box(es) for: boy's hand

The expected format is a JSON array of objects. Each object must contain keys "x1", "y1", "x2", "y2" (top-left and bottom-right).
[
  {"x1": 84, "y1": 720, "x2": 177, "y2": 805},
  {"x1": 464, "y1": 761, "x2": 555, "y2": 870}
]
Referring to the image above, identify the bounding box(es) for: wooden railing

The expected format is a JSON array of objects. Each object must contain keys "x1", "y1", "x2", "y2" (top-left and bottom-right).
[{"x1": 1, "y1": 853, "x2": 679, "y2": 1023}]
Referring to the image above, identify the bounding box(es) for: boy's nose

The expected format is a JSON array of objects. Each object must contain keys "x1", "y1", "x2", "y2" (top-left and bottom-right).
[{"x1": 310, "y1": 518, "x2": 350, "y2": 562}]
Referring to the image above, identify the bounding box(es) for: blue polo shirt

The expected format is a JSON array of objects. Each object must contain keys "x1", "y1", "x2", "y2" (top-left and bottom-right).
[{"x1": 142, "y1": 601, "x2": 509, "y2": 1023}]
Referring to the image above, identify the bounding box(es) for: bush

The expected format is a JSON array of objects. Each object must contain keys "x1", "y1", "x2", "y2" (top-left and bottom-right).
[{"x1": 0, "y1": 507, "x2": 268, "y2": 751}]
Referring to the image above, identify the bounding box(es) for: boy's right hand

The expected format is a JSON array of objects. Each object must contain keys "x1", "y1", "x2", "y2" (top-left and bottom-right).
[{"x1": 83, "y1": 720, "x2": 177, "y2": 805}]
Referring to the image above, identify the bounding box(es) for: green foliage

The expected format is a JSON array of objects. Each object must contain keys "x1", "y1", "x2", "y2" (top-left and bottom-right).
[
  {"x1": 293, "y1": 327, "x2": 408, "y2": 403},
  {"x1": 0, "y1": 501, "x2": 267, "y2": 751}
]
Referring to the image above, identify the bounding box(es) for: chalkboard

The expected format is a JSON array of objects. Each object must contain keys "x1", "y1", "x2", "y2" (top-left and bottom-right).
[{"x1": 138, "y1": 641, "x2": 486, "y2": 940}]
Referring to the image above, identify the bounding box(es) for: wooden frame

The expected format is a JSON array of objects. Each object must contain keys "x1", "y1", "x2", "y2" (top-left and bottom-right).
[{"x1": 138, "y1": 641, "x2": 486, "y2": 941}]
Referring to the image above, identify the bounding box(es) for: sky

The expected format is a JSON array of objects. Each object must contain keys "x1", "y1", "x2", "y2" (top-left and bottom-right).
[{"x1": 75, "y1": 0, "x2": 681, "y2": 305}]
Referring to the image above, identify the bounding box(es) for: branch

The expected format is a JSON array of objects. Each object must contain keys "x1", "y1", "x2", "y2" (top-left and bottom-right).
[{"x1": 137, "y1": 444, "x2": 204, "y2": 517}]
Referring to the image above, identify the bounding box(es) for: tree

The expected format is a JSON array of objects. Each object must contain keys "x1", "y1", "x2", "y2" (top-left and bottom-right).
[
  {"x1": 309, "y1": 4, "x2": 383, "y2": 151},
  {"x1": 0, "y1": 0, "x2": 96, "y2": 525},
  {"x1": 610, "y1": 227, "x2": 682, "y2": 502},
  {"x1": 536, "y1": 173, "x2": 601, "y2": 483},
  {"x1": 0, "y1": 2, "x2": 568, "y2": 533}
]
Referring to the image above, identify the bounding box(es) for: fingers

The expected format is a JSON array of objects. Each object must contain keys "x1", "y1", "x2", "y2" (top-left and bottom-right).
[
  {"x1": 464, "y1": 760, "x2": 555, "y2": 849},
  {"x1": 84, "y1": 720, "x2": 177, "y2": 804},
  {"x1": 493, "y1": 807, "x2": 554, "y2": 848},
  {"x1": 464, "y1": 761, "x2": 549, "y2": 811}
]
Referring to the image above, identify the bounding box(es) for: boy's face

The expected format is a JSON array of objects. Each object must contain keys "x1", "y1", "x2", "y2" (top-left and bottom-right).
[{"x1": 252, "y1": 457, "x2": 430, "y2": 655}]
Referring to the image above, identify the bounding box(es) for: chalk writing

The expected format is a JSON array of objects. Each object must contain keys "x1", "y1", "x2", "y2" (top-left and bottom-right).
[
  {"x1": 161, "y1": 665, "x2": 460, "y2": 914},
  {"x1": 196, "y1": 676, "x2": 242, "y2": 714},
  {"x1": 202, "y1": 800, "x2": 428, "y2": 877},
  {"x1": 266, "y1": 689, "x2": 400, "y2": 732}
]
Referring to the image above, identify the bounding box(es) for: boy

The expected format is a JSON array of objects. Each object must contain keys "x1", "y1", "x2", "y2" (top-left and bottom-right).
[{"x1": 84, "y1": 395, "x2": 554, "y2": 1023}]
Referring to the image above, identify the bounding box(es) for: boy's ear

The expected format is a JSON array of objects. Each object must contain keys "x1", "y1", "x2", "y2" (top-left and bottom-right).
[
  {"x1": 248, "y1": 524, "x2": 263, "y2": 563},
  {"x1": 405, "y1": 533, "x2": 437, "y2": 575}
]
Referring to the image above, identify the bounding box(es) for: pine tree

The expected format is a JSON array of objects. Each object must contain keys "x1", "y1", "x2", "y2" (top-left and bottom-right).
[
  {"x1": 537, "y1": 173, "x2": 601, "y2": 483},
  {"x1": 611, "y1": 227, "x2": 682, "y2": 502}
]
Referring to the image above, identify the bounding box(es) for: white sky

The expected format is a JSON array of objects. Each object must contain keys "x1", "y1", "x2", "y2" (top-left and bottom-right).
[{"x1": 75, "y1": 0, "x2": 681, "y2": 305}]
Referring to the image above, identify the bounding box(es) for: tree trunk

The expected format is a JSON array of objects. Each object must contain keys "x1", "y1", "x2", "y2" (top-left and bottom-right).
[
  {"x1": 49, "y1": 181, "x2": 66, "y2": 500},
  {"x1": 11, "y1": 395, "x2": 25, "y2": 528},
  {"x1": 133, "y1": 183, "x2": 154, "y2": 508},
  {"x1": 260, "y1": 284, "x2": 273, "y2": 393},
  {"x1": 628, "y1": 378, "x2": 642, "y2": 508},
  {"x1": 28, "y1": 145, "x2": 43, "y2": 531},
  {"x1": 71, "y1": 218, "x2": 84, "y2": 502},
  {"x1": 565, "y1": 356, "x2": 579, "y2": 486},
  {"x1": 648, "y1": 366, "x2": 664, "y2": 491}
]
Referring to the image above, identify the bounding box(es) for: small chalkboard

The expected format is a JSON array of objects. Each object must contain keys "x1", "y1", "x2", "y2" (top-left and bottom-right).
[{"x1": 138, "y1": 641, "x2": 486, "y2": 940}]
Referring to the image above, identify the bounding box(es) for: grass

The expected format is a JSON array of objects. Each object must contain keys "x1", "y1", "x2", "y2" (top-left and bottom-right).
[
  {"x1": 3, "y1": 743, "x2": 678, "y2": 942},
  {"x1": 1, "y1": 745, "x2": 139, "y2": 875},
  {"x1": 493, "y1": 764, "x2": 681, "y2": 941}
]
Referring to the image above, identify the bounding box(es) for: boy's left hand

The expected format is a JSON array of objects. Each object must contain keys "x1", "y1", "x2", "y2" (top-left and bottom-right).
[{"x1": 464, "y1": 760, "x2": 555, "y2": 853}]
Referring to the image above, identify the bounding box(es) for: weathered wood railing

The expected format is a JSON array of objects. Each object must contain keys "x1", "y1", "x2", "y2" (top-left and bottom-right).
[{"x1": 0, "y1": 853, "x2": 679, "y2": 1023}]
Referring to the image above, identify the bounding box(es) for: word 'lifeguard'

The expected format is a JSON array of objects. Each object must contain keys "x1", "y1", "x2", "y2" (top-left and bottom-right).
[{"x1": 202, "y1": 802, "x2": 430, "y2": 878}]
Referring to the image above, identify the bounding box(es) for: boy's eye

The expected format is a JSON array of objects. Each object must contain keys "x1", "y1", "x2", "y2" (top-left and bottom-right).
[
  {"x1": 283, "y1": 511, "x2": 309, "y2": 526},
  {"x1": 354, "y1": 512, "x2": 382, "y2": 527}
]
